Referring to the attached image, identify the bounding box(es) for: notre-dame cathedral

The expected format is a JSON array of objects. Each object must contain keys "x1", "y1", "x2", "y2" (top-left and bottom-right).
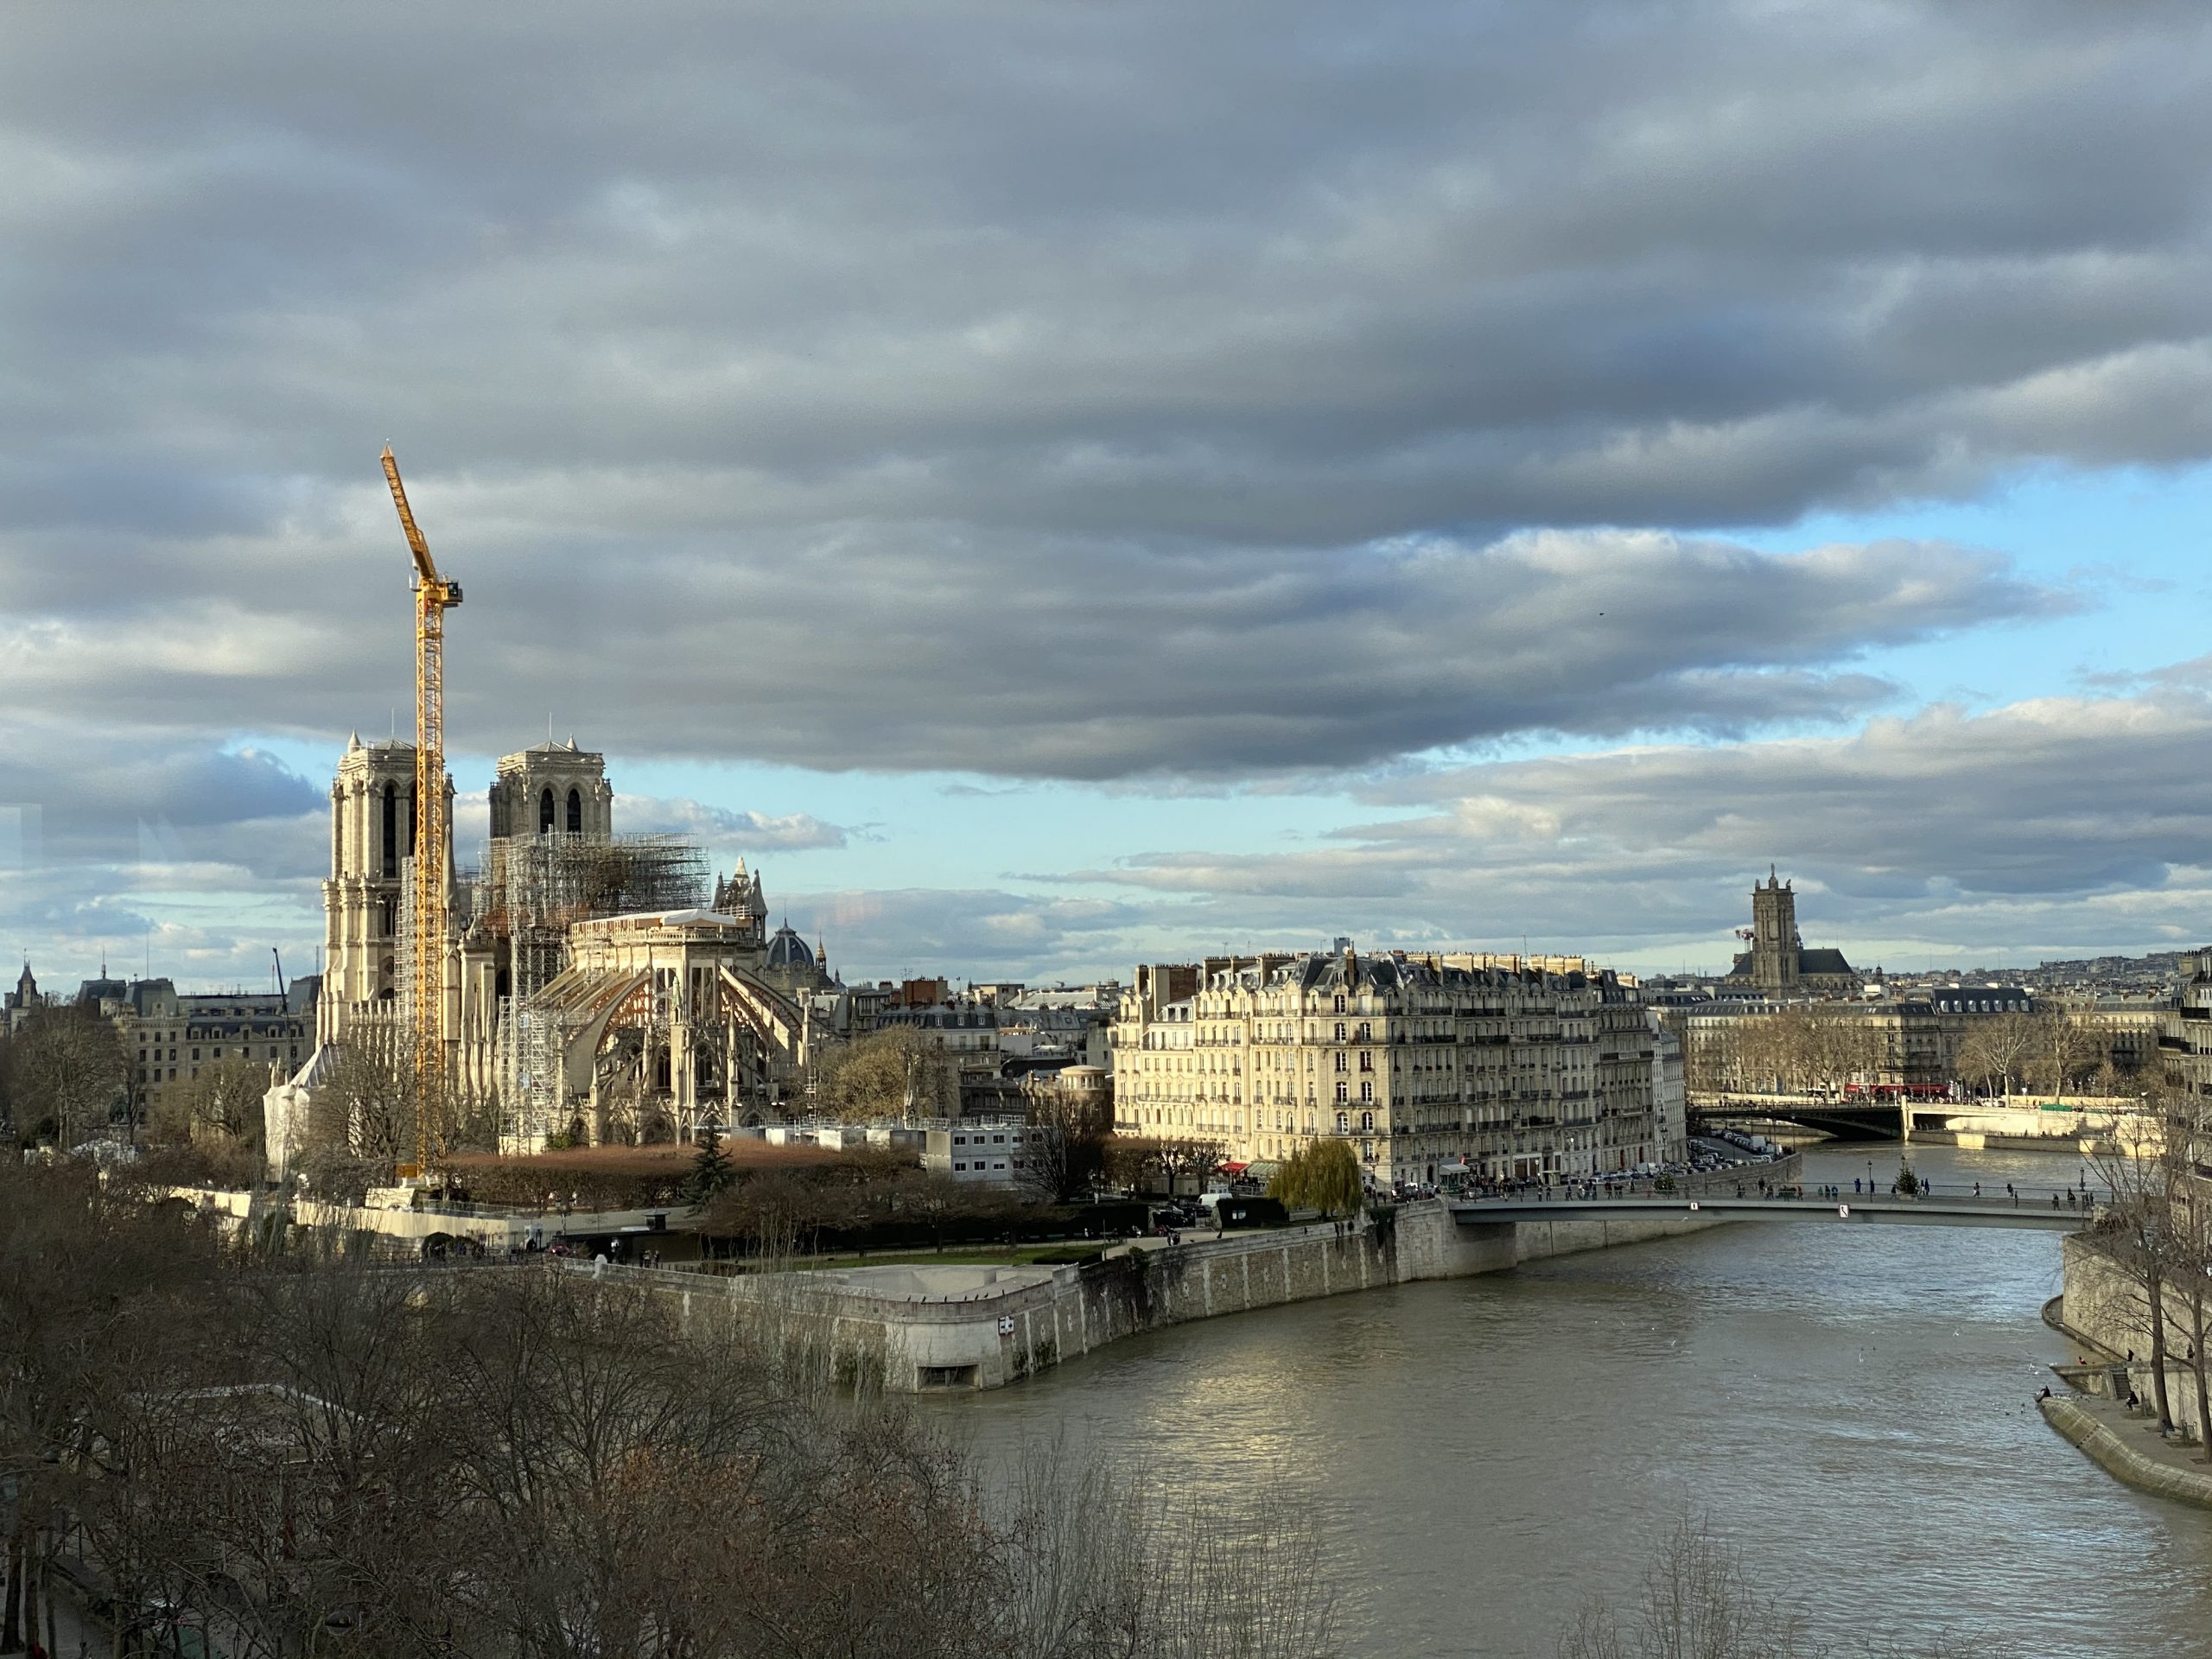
[{"x1": 267, "y1": 734, "x2": 855, "y2": 1173}]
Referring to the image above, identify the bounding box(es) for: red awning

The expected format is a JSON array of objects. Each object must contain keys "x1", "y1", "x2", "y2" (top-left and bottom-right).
[{"x1": 1219, "y1": 1161, "x2": 1250, "y2": 1174}]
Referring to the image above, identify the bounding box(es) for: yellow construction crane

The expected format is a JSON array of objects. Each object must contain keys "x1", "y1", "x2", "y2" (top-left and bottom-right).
[{"x1": 379, "y1": 446, "x2": 462, "y2": 1179}]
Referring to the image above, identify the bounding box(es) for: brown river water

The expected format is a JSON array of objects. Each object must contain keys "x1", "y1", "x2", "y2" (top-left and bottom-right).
[{"x1": 928, "y1": 1141, "x2": 2212, "y2": 1658}]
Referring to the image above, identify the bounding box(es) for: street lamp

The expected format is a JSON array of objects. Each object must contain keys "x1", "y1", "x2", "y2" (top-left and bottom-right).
[{"x1": 1866, "y1": 1158, "x2": 1875, "y2": 1196}]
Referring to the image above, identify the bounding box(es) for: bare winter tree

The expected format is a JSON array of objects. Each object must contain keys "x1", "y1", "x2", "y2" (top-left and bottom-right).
[
  {"x1": 0, "y1": 1159, "x2": 231, "y2": 1654},
  {"x1": 4, "y1": 1004, "x2": 127, "y2": 1148},
  {"x1": 1559, "y1": 1514, "x2": 1983, "y2": 1659},
  {"x1": 149, "y1": 1054, "x2": 270, "y2": 1151},
  {"x1": 2029, "y1": 1001, "x2": 2100, "y2": 1098},
  {"x1": 1954, "y1": 1013, "x2": 2037, "y2": 1099},
  {"x1": 1022, "y1": 1088, "x2": 1112, "y2": 1201},
  {"x1": 2093, "y1": 1098, "x2": 2185, "y2": 1433}
]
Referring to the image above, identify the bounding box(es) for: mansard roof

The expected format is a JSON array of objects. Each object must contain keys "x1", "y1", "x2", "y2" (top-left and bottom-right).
[{"x1": 1282, "y1": 952, "x2": 1591, "y2": 995}]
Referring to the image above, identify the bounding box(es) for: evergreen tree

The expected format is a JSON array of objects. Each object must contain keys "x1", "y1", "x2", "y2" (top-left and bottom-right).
[{"x1": 688, "y1": 1127, "x2": 737, "y2": 1207}]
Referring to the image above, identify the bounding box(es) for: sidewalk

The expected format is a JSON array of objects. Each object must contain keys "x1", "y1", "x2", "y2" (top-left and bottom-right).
[{"x1": 2041, "y1": 1389, "x2": 2212, "y2": 1509}]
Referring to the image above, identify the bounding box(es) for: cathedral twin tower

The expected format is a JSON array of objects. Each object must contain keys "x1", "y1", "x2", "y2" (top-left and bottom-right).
[{"x1": 320, "y1": 735, "x2": 613, "y2": 1040}]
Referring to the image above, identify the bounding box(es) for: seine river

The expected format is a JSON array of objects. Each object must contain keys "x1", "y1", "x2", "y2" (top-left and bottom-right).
[{"x1": 934, "y1": 1143, "x2": 2212, "y2": 1658}]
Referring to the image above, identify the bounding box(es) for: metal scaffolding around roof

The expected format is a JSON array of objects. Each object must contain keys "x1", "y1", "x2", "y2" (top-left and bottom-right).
[{"x1": 477, "y1": 831, "x2": 708, "y2": 1149}]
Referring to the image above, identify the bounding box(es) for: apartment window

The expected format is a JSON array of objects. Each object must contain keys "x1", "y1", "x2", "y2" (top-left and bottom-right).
[
  {"x1": 1335, "y1": 1081, "x2": 1348, "y2": 1103},
  {"x1": 1333, "y1": 995, "x2": 1346, "y2": 1014},
  {"x1": 1361, "y1": 1111, "x2": 1374, "y2": 1130},
  {"x1": 954, "y1": 1162, "x2": 967, "y2": 1172},
  {"x1": 1361, "y1": 1082, "x2": 1374, "y2": 1103},
  {"x1": 1333, "y1": 1052, "x2": 1347, "y2": 1073},
  {"x1": 192, "y1": 1048, "x2": 200, "y2": 1062},
  {"x1": 1336, "y1": 1111, "x2": 1348, "y2": 1132},
  {"x1": 1334, "y1": 1022, "x2": 1347, "y2": 1041}
]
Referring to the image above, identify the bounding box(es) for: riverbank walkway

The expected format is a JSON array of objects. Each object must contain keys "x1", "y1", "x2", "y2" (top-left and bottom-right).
[
  {"x1": 2040, "y1": 1389, "x2": 2212, "y2": 1509},
  {"x1": 1451, "y1": 1187, "x2": 2094, "y2": 1232}
]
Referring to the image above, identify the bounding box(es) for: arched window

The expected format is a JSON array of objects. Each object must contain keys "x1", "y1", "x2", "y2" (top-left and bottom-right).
[
  {"x1": 380, "y1": 783, "x2": 397, "y2": 878},
  {"x1": 1360, "y1": 1110, "x2": 1374, "y2": 1131},
  {"x1": 539, "y1": 787, "x2": 556, "y2": 834},
  {"x1": 566, "y1": 787, "x2": 582, "y2": 834},
  {"x1": 1336, "y1": 1111, "x2": 1348, "y2": 1132}
]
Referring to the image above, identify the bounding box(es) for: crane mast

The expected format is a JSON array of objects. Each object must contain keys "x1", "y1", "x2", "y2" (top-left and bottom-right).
[{"x1": 380, "y1": 446, "x2": 462, "y2": 1179}]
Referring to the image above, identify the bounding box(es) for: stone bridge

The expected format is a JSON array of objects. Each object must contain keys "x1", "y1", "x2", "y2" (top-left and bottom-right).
[{"x1": 1450, "y1": 1191, "x2": 2093, "y2": 1231}]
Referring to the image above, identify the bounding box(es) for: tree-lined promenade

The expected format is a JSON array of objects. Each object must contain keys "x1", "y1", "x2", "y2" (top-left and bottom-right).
[{"x1": 1685, "y1": 999, "x2": 2147, "y2": 1103}]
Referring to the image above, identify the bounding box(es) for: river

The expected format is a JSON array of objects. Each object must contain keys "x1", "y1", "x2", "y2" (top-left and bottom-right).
[{"x1": 929, "y1": 1142, "x2": 2212, "y2": 1658}]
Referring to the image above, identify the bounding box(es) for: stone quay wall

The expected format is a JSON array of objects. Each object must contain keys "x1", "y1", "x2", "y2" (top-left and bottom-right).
[
  {"x1": 629, "y1": 1198, "x2": 1729, "y2": 1394},
  {"x1": 2056, "y1": 1232, "x2": 2212, "y2": 1445}
]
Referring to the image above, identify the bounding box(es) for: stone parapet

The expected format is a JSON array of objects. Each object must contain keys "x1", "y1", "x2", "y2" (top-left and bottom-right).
[{"x1": 616, "y1": 1199, "x2": 1728, "y2": 1393}]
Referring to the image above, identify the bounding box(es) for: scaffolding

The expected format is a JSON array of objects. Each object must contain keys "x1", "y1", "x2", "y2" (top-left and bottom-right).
[{"x1": 482, "y1": 832, "x2": 708, "y2": 1149}]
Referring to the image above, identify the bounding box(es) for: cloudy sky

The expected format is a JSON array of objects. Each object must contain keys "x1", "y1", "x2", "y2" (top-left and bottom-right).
[{"x1": 4, "y1": 0, "x2": 2210, "y2": 991}]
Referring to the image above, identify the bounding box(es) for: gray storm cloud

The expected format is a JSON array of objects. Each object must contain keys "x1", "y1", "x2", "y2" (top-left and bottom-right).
[
  {"x1": 3, "y1": 0, "x2": 2209, "y2": 979},
  {"x1": 2, "y1": 0, "x2": 2204, "y2": 777}
]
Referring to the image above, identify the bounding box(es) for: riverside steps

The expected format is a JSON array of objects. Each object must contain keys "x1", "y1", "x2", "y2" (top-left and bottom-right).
[{"x1": 600, "y1": 1159, "x2": 1801, "y2": 1394}]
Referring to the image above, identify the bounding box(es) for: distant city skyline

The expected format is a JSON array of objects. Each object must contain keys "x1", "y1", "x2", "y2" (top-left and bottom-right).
[{"x1": 3, "y1": 4, "x2": 2209, "y2": 991}]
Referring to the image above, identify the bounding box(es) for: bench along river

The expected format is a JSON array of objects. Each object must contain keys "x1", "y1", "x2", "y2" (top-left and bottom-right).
[{"x1": 925, "y1": 1142, "x2": 2212, "y2": 1659}]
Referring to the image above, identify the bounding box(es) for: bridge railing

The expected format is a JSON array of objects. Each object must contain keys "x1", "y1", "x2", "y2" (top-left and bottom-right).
[
  {"x1": 1453, "y1": 1179, "x2": 2107, "y2": 1214},
  {"x1": 1445, "y1": 1154, "x2": 1801, "y2": 1206}
]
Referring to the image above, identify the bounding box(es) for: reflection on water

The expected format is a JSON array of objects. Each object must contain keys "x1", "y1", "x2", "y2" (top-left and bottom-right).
[{"x1": 929, "y1": 1143, "x2": 2212, "y2": 1659}]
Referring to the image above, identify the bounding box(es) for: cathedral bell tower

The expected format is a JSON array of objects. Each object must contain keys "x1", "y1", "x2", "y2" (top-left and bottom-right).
[
  {"x1": 321, "y1": 734, "x2": 453, "y2": 1043},
  {"x1": 487, "y1": 738, "x2": 613, "y2": 843}
]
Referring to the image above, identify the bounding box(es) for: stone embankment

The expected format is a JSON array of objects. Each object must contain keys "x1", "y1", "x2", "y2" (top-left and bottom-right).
[
  {"x1": 2038, "y1": 1393, "x2": 2212, "y2": 1510},
  {"x1": 620, "y1": 1166, "x2": 1791, "y2": 1394},
  {"x1": 2044, "y1": 1236, "x2": 2212, "y2": 1506}
]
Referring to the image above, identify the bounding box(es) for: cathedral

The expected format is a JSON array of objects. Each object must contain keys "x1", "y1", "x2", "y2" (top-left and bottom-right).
[{"x1": 268, "y1": 734, "x2": 853, "y2": 1172}]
